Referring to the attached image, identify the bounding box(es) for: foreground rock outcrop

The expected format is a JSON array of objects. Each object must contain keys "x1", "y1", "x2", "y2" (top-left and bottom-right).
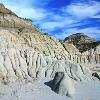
[{"x1": 52, "y1": 72, "x2": 75, "y2": 97}]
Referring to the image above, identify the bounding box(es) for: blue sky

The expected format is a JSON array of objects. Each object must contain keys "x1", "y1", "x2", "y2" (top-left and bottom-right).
[{"x1": 1, "y1": 0, "x2": 100, "y2": 40}]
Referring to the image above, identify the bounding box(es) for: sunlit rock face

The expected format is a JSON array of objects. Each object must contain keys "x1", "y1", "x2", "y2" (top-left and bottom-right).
[
  {"x1": 52, "y1": 72, "x2": 75, "y2": 97},
  {"x1": 0, "y1": 3, "x2": 98, "y2": 97}
]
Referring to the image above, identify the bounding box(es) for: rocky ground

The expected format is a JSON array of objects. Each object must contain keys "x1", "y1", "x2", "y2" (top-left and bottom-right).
[{"x1": 0, "y1": 78, "x2": 100, "y2": 100}]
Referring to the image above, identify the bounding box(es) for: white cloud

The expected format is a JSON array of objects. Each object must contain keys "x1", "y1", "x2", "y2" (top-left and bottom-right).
[
  {"x1": 55, "y1": 27, "x2": 100, "y2": 40},
  {"x1": 92, "y1": 15, "x2": 100, "y2": 18},
  {"x1": 0, "y1": 0, "x2": 100, "y2": 40},
  {"x1": 1, "y1": 0, "x2": 34, "y2": 8},
  {"x1": 62, "y1": 1, "x2": 100, "y2": 19},
  {"x1": 40, "y1": 17, "x2": 76, "y2": 31},
  {"x1": 40, "y1": 1, "x2": 100, "y2": 32},
  {"x1": 0, "y1": 0, "x2": 49, "y2": 20},
  {"x1": 18, "y1": 8, "x2": 47, "y2": 20}
]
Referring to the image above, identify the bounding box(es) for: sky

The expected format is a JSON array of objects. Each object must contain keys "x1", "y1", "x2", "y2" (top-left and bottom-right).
[{"x1": 0, "y1": 0, "x2": 100, "y2": 40}]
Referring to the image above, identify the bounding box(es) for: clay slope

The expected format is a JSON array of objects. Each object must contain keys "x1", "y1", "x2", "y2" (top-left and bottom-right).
[
  {"x1": 0, "y1": 3, "x2": 43, "y2": 34},
  {"x1": 0, "y1": 3, "x2": 16, "y2": 15},
  {"x1": 0, "y1": 3, "x2": 69, "y2": 60}
]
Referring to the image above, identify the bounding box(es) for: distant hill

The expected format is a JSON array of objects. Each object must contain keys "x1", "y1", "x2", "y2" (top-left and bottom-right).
[{"x1": 64, "y1": 33, "x2": 100, "y2": 52}]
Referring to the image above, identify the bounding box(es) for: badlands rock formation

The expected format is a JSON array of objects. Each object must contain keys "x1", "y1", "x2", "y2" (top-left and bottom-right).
[
  {"x1": 64, "y1": 34, "x2": 100, "y2": 69},
  {"x1": 0, "y1": 3, "x2": 98, "y2": 97},
  {"x1": 52, "y1": 72, "x2": 75, "y2": 97}
]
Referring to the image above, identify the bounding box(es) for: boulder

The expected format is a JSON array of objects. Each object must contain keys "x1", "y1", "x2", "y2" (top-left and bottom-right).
[{"x1": 52, "y1": 72, "x2": 75, "y2": 97}]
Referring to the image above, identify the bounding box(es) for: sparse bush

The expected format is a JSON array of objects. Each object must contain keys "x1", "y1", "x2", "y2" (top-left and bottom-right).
[
  {"x1": 2, "y1": 81, "x2": 8, "y2": 85},
  {"x1": 44, "y1": 33, "x2": 48, "y2": 35},
  {"x1": 24, "y1": 18, "x2": 32, "y2": 22},
  {"x1": 59, "y1": 40, "x2": 64, "y2": 44}
]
